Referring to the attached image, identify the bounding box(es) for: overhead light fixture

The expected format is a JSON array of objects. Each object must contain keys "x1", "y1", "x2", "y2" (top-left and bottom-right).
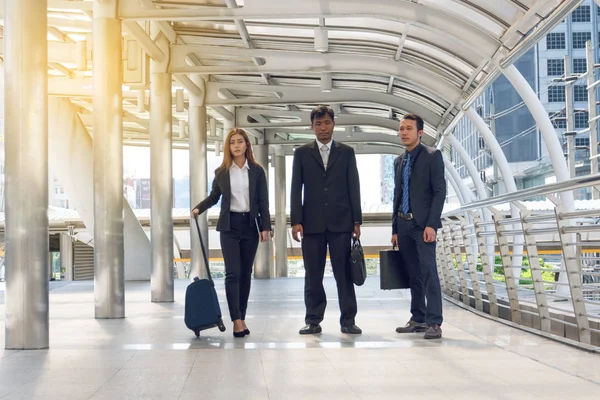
[
  {"x1": 321, "y1": 72, "x2": 332, "y2": 93},
  {"x1": 215, "y1": 141, "x2": 221, "y2": 157},
  {"x1": 314, "y1": 26, "x2": 328, "y2": 52}
]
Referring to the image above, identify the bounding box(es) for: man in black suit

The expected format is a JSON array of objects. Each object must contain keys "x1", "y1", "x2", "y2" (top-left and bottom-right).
[
  {"x1": 291, "y1": 105, "x2": 363, "y2": 335},
  {"x1": 392, "y1": 114, "x2": 446, "y2": 339}
]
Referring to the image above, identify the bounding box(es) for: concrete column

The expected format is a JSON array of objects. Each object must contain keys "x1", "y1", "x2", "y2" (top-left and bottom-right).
[
  {"x1": 273, "y1": 146, "x2": 288, "y2": 277},
  {"x1": 253, "y1": 144, "x2": 272, "y2": 278},
  {"x1": 92, "y1": 0, "x2": 125, "y2": 319},
  {"x1": 60, "y1": 233, "x2": 74, "y2": 281},
  {"x1": 4, "y1": 0, "x2": 49, "y2": 349},
  {"x1": 189, "y1": 74, "x2": 209, "y2": 280},
  {"x1": 150, "y1": 31, "x2": 174, "y2": 302}
]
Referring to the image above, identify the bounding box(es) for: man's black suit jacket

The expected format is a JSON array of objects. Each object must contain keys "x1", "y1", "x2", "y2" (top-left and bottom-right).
[
  {"x1": 193, "y1": 163, "x2": 271, "y2": 232},
  {"x1": 392, "y1": 143, "x2": 446, "y2": 234},
  {"x1": 291, "y1": 140, "x2": 362, "y2": 234}
]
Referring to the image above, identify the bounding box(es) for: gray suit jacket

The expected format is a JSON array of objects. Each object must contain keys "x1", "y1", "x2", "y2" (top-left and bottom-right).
[
  {"x1": 392, "y1": 143, "x2": 446, "y2": 233},
  {"x1": 193, "y1": 163, "x2": 271, "y2": 232}
]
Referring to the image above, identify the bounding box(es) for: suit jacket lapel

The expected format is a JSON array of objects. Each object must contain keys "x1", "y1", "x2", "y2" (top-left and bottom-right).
[
  {"x1": 327, "y1": 141, "x2": 341, "y2": 170},
  {"x1": 248, "y1": 164, "x2": 257, "y2": 205},
  {"x1": 222, "y1": 167, "x2": 231, "y2": 199},
  {"x1": 397, "y1": 153, "x2": 406, "y2": 186},
  {"x1": 309, "y1": 141, "x2": 325, "y2": 170}
]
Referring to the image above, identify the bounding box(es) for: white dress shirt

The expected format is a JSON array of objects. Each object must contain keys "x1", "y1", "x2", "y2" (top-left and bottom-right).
[
  {"x1": 229, "y1": 160, "x2": 250, "y2": 212},
  {"x1": 317, "y1": 139, "x2": 333, "y2": 169}
]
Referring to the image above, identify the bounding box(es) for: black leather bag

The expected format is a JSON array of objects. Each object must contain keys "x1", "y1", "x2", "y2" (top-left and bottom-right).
[
  {"x1": 380, "y1": 247, "x2": 410, "y2": 290},
  {"x1": 349, "y1": 238, "x2": 367, "y2": 286}
]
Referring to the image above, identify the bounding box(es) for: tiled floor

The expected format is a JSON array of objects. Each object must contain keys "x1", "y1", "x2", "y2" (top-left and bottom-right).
[{"x1": 0, "y1": 277, "x2": 599, "y2": 399}]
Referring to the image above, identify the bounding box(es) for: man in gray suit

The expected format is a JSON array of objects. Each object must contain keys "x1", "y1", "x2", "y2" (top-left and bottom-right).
[
  {"x1": 291, "y1": 105, "x2": 363, "y2": 335},
  {"x1": 391, "y1": 114, "x2": 446, "y2": 339}
]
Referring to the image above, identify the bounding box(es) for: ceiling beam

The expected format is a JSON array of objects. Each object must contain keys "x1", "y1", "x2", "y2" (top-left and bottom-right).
[
  {"x1": 117, "y1": 0, "x2": 500, "y2": 53},
  {"x1": 169, "y1": 45, "x2": 463, "y2": 103},
  {"x1": 394, "y1": 24, "x2": 409, "y2": 61},
  {"x1": 204, "y1": 82, "x2": 443, "y2": 127},
  {"x1": 236, "y1": 109, "x2": 400, "y2": 131}
]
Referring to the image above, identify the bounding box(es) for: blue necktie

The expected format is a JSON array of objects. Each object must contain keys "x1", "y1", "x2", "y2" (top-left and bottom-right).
[{"x1": 402, "y1": 153, "x2": 411, "y2": 214}]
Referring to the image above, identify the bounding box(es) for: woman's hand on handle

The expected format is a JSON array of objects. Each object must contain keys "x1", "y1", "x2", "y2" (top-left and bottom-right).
[{"x1": 191, "y1": 208, "x2": 199, "y2": 217}]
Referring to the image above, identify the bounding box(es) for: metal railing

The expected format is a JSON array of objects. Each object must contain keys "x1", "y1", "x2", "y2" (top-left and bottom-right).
[{"x1": 438, "y1": 174, "x2": 600, "y2": 348}]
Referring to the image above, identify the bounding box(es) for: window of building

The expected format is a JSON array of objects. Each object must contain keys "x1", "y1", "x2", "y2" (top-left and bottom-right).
[
  {"x1": 547, "y1": 59, "x2": 564, "y2": 76},
  {"x1": 573, "y1": 58, "x2": 587, "y2": 74},
  {"x1": 478, "y1": 137, "x2": 485, "y2": 149},
  {"x1": 572, "y1": 5, "x2": 590, "y2": 23},
  {"x1": 549, "y1": 112, "x2": 566, "y2": 129},
  {"x1": 546, "y1": 32, "x2": 565, "y2": 49},
  {"x1": 575, "y1": 111, "x2": 589, "y2": 129},
  {"x1": 548, "y1": 86, "x2": 565, "y2": 102},
  {"x1": 574, "y1": 85, "x2": 588, "y2": 102},
  {"x1": 572, "y1": 32, "x2": 591, "y2": 49},
  {"x1": 576, "y1": 137, "x2": 590, "y2": 147}
]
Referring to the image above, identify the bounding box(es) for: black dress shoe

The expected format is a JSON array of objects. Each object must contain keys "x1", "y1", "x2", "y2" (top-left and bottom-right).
[
  {"x1": 244, "y1": 329, "x2": 250, "y2": 335},
  {"x1": 396, "y1": 319, "x2": 428, "y2": 333},
  {"x1": 233, "y1": 330, "x2": 246, "y2": 338},
  {"x1": 341, "y1": 325, "x2": 362, "y2": 334},
  {"x1": 299, "y1": 324, "x2": 322, "y2": 335}
]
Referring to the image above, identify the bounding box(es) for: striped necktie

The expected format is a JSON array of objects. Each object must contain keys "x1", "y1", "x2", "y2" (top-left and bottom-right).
[{"x1": 402, "y1": 153, "x2": 411, "y2": 214}]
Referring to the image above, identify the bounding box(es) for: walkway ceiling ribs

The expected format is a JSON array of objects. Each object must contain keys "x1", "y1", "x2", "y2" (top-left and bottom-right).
[{"x1": 0, "y1": 0, "x2": 581, "y2": 150}]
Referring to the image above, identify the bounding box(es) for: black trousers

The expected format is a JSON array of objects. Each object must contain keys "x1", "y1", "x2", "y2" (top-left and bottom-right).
[
  {"x1": 396, "y1": 219, "x2": 443, "y2": 325},
  {"x1": 302, "y1": 231, "x2": 357, "y2": 326},
  {"x1": 220, "y1": 212, "x2": 259, "y2": 321}
]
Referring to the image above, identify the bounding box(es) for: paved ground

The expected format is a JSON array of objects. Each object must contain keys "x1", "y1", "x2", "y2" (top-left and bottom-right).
[{"x1": 0, "y1": 277, "x2": 599, "y2": 399}]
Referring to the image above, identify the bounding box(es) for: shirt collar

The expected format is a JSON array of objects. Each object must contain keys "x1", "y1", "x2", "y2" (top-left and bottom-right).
[
  {"x1": 232, "y1": 159, "x2": 250, "y2": 170},
  {"x1": 316, "y1": 139, "x2": 333, "y2": 151},
  {"x1": 406, "y1": 143, "x2": 422, "y2": 159}
]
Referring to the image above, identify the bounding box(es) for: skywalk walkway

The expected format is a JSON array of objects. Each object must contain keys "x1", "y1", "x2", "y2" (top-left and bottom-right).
[{"x1": 0, "y1": 277, "x2": 599, "y2": 400}]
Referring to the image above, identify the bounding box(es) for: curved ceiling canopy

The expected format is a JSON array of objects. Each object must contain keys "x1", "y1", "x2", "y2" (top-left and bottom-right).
[{"x1": 1, "y1": 0, "x2": 581, "y2": 148}]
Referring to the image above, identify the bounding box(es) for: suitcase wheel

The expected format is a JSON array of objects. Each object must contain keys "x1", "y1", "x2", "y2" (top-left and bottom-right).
[
  {"x1": 194, "y1": 329, "x2": 200, "y2": 337},
  {"x1": 217, "y1": 318, "x2": 226, "y2": 332}
]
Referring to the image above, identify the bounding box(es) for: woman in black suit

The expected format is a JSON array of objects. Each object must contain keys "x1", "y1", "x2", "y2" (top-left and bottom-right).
[{"x1": 192, "y1": 128, "x2": 271, "y2": 337}]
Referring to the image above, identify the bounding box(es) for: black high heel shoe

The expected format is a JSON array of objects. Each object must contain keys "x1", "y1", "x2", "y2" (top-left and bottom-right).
[{"x1": 233, "y1": 330, "x2": 246, "y2": 338}]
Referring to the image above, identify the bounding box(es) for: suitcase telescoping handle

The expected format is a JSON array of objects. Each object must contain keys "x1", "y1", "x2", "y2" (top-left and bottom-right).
[{"x1": 193, "y1": 215, "x2": 214, "y2": 284}]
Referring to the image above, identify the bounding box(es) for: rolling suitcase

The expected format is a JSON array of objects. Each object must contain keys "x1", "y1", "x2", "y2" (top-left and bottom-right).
[{"x1": 184, "y1": 216, "x2": 226, "y2": 337}]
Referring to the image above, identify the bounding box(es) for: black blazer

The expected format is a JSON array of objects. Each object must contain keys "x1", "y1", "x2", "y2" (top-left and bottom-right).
[
  {"x1": 291, "y1": 140, "x2": 362, "y2": 234},
  {"x1": 193, "y1": 163, "x2": 271, "y2": 232},
  {"x1": 392, "y1": 143, "x2": 446, "y2": 233}
]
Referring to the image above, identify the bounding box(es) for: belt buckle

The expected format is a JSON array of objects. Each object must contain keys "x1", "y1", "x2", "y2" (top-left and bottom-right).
[{"x1": 398, "y1": 212, "x2": 413, "y2": 220}]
